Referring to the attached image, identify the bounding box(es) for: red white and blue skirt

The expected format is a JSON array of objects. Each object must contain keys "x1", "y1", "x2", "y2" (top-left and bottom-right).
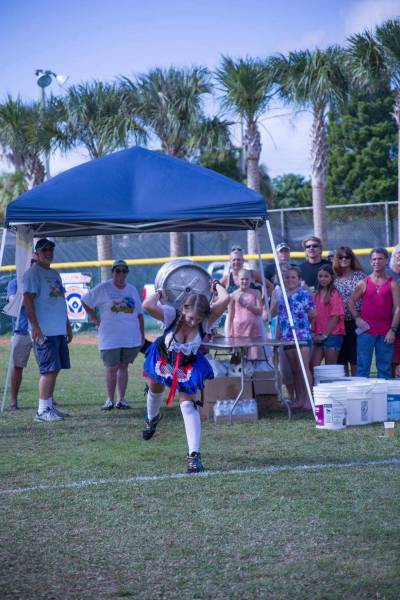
[{"x1": 143, "y1": 336, "x2": 214, "y2": 404}]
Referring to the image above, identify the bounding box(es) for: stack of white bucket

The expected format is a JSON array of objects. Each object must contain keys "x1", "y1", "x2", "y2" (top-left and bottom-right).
[
  {"x1": 313, "y1": 365, "x2": 396, "y2": 429},
  {"x1": 314, "y1": 365, "x2": 345, "y2": 384}
]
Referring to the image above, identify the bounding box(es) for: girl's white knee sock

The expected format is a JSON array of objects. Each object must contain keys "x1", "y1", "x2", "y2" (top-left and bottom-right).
[
  {"x1": 180, "y1": 400, "x2": 201, "y2": 454},
  {"x1": 147, "y1": 390, "x2": 164, "y2": 419}
]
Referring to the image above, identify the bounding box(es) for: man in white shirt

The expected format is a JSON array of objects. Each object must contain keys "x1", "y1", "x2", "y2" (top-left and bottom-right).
[{"x1": 82, "y1": 260, "x2": 144, "y2": 410}]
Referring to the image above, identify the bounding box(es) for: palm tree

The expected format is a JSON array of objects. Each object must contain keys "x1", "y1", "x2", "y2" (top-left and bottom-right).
[
  {"x1": 272, "y1": 47, "x2": 349, "y2": 245},
  {"x1": 0, "y1": 95, "x2": 52, "y2": 190},
  {"x1": 0, "y1": 171, "x2": 26, "y2": 219},
  {"x1": 215, "y1": 56, "x2": 276, "y2": 256},
  {"x1": 58, "y1": 81, "x2": 146, "y2": 279},
  {"x1": 121, "y1": 66, "x2": 231, "y2": 256},
  {"x1": 347, "y1": 18, "x2": 400, "y2": 240}
]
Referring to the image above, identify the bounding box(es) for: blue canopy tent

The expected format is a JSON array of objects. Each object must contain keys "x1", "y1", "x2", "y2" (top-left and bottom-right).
[
  {"x1": 5, "y1": 146, "x2": 267, "y2": 235},
  {"x1": 2, "y1": 146, "x2": 315, "y2": 415}
]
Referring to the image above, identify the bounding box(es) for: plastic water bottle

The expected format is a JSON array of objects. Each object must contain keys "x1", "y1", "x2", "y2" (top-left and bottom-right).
[{"x1": 222, "y1": 401, "x2": 230, "y2": 418}]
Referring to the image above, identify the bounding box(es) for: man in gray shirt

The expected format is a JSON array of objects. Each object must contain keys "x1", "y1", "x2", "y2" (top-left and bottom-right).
[{"x1": 23, "y1": 238, "x2": 73, "y2": 422}]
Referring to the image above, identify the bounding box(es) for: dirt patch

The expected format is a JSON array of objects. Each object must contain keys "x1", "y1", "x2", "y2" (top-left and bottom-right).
[{"x1": 0, "y1": 333, "x2": 158, "y2": 346}]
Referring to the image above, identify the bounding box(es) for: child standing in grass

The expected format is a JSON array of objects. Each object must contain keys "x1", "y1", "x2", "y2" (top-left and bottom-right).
[
  {"x1": 311, "y1": 265, "x2": 345, "y2": 368},
  {"x1": 271, "y1": 266, "x2": 314, "y2": 411},
  {"x1": 227, "y1": 268, "x2": 264, "y2": 359},
  {"x1": 142, "y1": 283, "x2": 229, "y2": 474}
]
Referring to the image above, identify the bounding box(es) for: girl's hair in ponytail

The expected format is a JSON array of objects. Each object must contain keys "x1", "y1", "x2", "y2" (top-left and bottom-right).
[{"x1": 316, "y1": 265, "x2": 335, "y2": 305}]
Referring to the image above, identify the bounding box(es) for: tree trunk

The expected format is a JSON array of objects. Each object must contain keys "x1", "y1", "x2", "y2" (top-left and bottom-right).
[
  {"x1": 167, "y1": 148, "x2": 186, "y2": 257},
  {"x1": 96, "y1": 234, "x2": 113, "y2": 281},
  {"x1": 169, "y1": 231, "x2": 185, "y2": 257},
  {"x1": 244, "y1": 122, "x2": 261, "y2": 265},
  {"x1": 25, "y1": 155, "x2": 45, "y2": 190},
  {"x1": 393, "y1": 91, "x2": 400, "y2": 244},
  {"x1": 310, "y1": 106, "x2": 328, "y2": 247}
]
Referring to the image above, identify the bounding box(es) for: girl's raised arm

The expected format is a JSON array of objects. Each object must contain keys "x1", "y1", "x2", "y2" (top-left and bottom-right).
[
  {"x1": 142, "y1": 291, "x2": 165, "y2": 322},
  {"x1": 209, "y1": 281, "x2": 230, "y2": 323}
]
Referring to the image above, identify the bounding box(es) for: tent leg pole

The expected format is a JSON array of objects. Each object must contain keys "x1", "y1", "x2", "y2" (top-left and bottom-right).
[
  {"x1": 264, "y1": 219, "x2": 315, "y2": 416},
  {"x1": 0, "y1": 228, "x2": 9, "y2": 414},
  {"x1": 255, "y1": 228, "x2": 271, "y2": 336},
  {"x1": 0, "y1": 227, "x2": 7, "y2": 268},
  {"x1": 1, "y1": 353, "x2": 14, "y2": 414}
]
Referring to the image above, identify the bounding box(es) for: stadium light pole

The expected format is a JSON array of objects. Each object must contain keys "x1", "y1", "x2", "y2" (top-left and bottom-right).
[{"x1": 35, "y1": 69, "x2": 69, "y2": 180}]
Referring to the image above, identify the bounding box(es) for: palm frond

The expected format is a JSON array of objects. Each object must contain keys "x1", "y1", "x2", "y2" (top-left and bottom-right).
[
  {"x1": 277, "y1": 46, "x2": 349, "y2": 110},
  {"x1": 60, "y1": 80, "x2": 146, "y2": 158},
  {"x1": 215, "y1": 56, "x2": 275, "y2": 123},
  {"x1": 346, "y1": 30, "x2": 389, "y2": 90},
  {"x1": 131, "y1": 66, "x2": 211, "y2": 156},
  {"x1": 375, "y1": 18, "x2": 400, "y2": 88}
]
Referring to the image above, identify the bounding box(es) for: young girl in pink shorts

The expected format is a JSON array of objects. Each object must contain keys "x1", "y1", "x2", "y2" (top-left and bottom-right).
[{"x1": 311, "y1": 265, "x2": 345, "y2": 367}]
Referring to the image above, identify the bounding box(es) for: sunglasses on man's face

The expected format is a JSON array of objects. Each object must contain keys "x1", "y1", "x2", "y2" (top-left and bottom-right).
[
  {"x1": 114, "y1": 268, "x2": 128, "y2": 274},
  {"x1": 305, "y1": 244, "x2": 320, "y2": 249},
  {"x1": 231, "y1": 246, "x2": 243, "y2": 252}
]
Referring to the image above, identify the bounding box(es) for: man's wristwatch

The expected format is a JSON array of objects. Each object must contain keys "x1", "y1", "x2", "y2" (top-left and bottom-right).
[{"x1": 390, "y1": 326, "x2": 397, "y2": 333}]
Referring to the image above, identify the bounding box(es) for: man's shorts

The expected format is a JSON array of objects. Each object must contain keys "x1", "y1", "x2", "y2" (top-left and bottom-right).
[
  {"x1": 11, "y1": 333, "x2": 32, "y2": 368},
  {"x1": 100, "y1": 347, "x2": 141, "y2": 368},
  {"x1": 33, "y1": 335, "x2": 71, "y2": 374}
]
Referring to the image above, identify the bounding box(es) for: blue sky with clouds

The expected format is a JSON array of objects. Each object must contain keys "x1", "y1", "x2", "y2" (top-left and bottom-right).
[{"x1": 1, "y1": 0, "x2": 399, "y2": 177}]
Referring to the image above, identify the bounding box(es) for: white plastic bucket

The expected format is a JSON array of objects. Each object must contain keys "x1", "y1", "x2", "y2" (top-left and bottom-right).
[
  {"x1": 386, "y1": 380, "x2": 400, "y2": 421},
  {"x1": 346, "y1": 384, "x2": 371, "y2": 425},
  {"x1": 314, "y1": 365, "x2": 345, "y2": 384},
  {"x1": 367, "y1": 379, "x2": 388, "y2": 423},
  {"x1": 314, "y1": 385, "x2": 347, "y2": 430}
]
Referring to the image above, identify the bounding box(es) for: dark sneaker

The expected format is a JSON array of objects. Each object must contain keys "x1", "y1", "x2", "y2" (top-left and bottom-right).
[
  {"x1": 142, "y1": 413, "x2": 162, "y2": 440},
  {"x1": 115, "y1": 400, "x2": 131, "y2": 409},
  {"x1": 187, "y1": 452, "x2": 205, "y2": 474}
]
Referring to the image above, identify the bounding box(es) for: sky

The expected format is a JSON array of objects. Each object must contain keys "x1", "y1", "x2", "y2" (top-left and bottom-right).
[{"x1": 1, "y1": 0, "x2": 399, "y2": 178}]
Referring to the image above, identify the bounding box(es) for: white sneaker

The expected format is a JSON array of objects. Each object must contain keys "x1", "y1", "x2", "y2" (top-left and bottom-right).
[
  {"x1": 115, "y1": 399, "x2": 131, "y2": 409},
  {"x1": 102, "y1": 399, "x2": 114, "y2": 411},
  {"x1": 51, "y1": 407, "x2": 69, "y2": 417},
  {"x1": 34, "y1": 407, "x2": 64, "y2": 422}
]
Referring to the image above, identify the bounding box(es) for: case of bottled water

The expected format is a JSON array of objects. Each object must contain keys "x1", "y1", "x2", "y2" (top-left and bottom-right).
[{"x1": 213, "y1": 399, "x2": 258, "y2": 423}]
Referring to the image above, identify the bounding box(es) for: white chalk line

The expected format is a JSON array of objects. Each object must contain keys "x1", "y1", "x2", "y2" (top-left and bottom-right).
[{"x1": 1, "y1": 458, "x2": 399, "y2": 496}]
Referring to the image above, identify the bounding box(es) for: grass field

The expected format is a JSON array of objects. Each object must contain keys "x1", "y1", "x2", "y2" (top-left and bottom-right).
[{"x1": 0, "y1": 341, "x2": 399, "y2": 600}]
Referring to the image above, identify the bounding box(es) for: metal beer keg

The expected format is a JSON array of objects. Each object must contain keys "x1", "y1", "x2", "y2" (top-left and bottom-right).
[{"x1": 155, "y1": 259, "x2": 212, "y2": 309}]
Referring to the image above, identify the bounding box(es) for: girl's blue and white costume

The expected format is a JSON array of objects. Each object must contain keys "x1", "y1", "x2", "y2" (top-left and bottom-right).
[{"x1": 143, "y1": 305, "x2": 214, "y2": 401}]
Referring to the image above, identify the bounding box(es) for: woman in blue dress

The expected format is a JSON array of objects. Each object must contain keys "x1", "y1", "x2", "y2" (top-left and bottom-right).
[{"x1": 142, "y1": 282, "x2": 230, "y2": 473}]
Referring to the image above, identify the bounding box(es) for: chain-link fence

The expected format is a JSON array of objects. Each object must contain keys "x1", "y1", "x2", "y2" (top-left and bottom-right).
[{"x1": 268, "y1": 200, "x2": 398, "y2": 250}]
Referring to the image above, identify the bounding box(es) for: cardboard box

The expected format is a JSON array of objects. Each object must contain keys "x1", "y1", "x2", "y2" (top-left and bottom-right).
[
  {"x1": 200, "y1": 374, "x2": 282, "y2": 420},
  {"x1": 203, "y1": 376, "x2": 254, "y2": 402},
  {"x1": 200, "y1": 377, "x2": 254, "y2": 420},
  {"x1": 256, "y1": 394, "x2": 283, "y2": 416},
  {"x1": 253, "y1": 371, "x2": 277, "y2": 396}
]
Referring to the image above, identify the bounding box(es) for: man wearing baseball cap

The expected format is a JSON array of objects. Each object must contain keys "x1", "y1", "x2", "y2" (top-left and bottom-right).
[
  {"x1": 265, "y1": 242, "x2": 292, "y2": 285},
  {"x1": 23, "y1": 239, "x2": 72, "y2": 422},
  {"x1": 82, "y1": 259, "x2": 144, "y2": 410}
]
